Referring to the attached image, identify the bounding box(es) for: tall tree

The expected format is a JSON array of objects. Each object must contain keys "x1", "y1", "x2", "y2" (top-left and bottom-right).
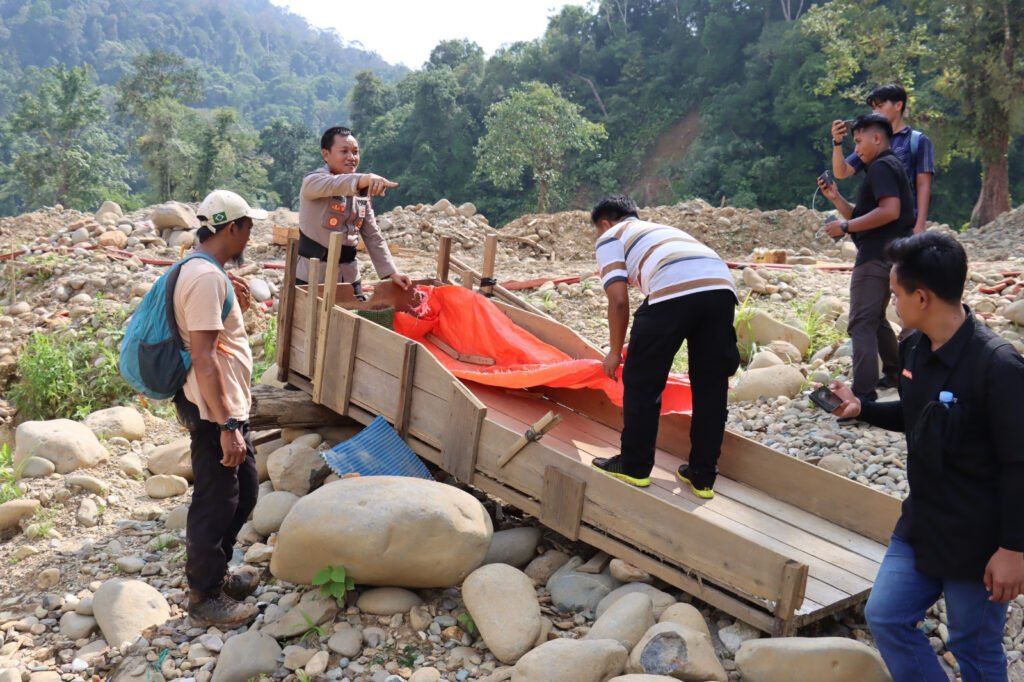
[
  {"x1": 116, "y1": 50, "x2": 203, "y2": 120},
  {"x1": 2, "y1": 65, "x2": 127, "y2": 212},
  {"x1": 475, "y1": 82, "x2": 606, "y2": 212},
  {"x1": 349, "y1": 71, "x2": 396, "y2": 134},
  {"x1": 258, "y1": 118, "x2": 318, "y2": 210}
]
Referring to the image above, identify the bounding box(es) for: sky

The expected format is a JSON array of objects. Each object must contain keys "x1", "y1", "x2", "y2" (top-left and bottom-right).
[{"x1": 271, "y1": 0, "x2": 582, "y2": 69}]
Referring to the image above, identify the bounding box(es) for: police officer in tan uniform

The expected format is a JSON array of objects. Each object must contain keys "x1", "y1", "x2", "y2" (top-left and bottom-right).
[{"x1": 297, "y1": 126, "x2": 411, "y2": 297}]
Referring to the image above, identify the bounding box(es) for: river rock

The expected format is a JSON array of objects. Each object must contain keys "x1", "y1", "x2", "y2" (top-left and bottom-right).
[
  {"x1": 66, "y1": 473, "x2": 108, "y2": 495},
  {"x1": 151, "y1": 202, "x2": 199, "y2": 230},
  {"x1": 512, "y1": 638, "x2": 627, "y2": 682},
  {"x1": 145, "y1": 474, "x2": 189, "y2": 499},
  {"x1": 627, "y1": 622, "x2": 727, "y2": 681},
  {"x1": 717, "y1": 620, "x2": 761, "y2": 654},
  {"x1": 20, "y1": 456, "x2": 55, "y2": 478},
  {"x1": 736, "y1": 310, "x2": 810, "y2": 358},
  {"x1": 147, "y1": 437, "x2": 192, "y2": 481},
  {"x1": 587, "y1": 592, "x2": 655, "y2": 650},
  {"x1": 98, "y1": 230, "x2": 128, "y2": 248},
  {"x1": 547, "y1": 556, "x2": 621, "y2": 612},
  {"x1": 812, "y1": 295, "x2": 844, "y2": 320},
  {"x1": 730, "y1": 365, "x2": 805, "y2": 403},
  {"x1": 609, "y1": 677, "x2": 679, "y2": 682},
  {"x1": 1003, "y1": 300, "x2": 1024, "y2": 326},
  {"x1": 742, "y1": 268, "x2": 768, "y2": 294},
  {"x1": 95, "y1": 201, "x2": 123, "y2": 223},
  {"x1": 464, "y1": 564, "x2": 542, "y2": 664},
  {"x1": 77, "y1": 498, "x2": 99, "y2": 527},
  {"x1": 165, "y1": 504, "x2": 189, "y2": 531},
  {"x1": 252, "y1": 490, "x2": 299, "y2": 536},
  {"x1": 608, "y1": 559, "x2": 652, "y2": 584},
  {"x1": 597, "y1": 584, "x2": 675, "y2": 619},
  {"x1": 254, "y1": 437, "x2": 282, "y2": 483},
  {"x1": 211, "y1": 629, "x2": 281, "y2": 682},
  {"x1": 119, "y1": 453, "x2": 144, "y2": 478},
  {"x1": 747, "y1": 350, "x2": 783, "y2": 370},
  {"x1": 659, "y1": 603, "x2": 712, "y2": 640},
  {"x1": 764, "y1": 340, "x2": 802, "y2": 364},
  {"x1": 93, "y1": 579, "x2": 171, "y2": 647},
  {"x1": 261, "y1": 589, "x2": 339, "y2": 639},
  {"x1": 327, "y1": 625, "x2": 363, "y2": 657},
  {"x1": 734, "y1": 637, "x2": 890, "y2": 682},
  {"x1": 59, "y1": 612, "x2": 98, "y2": 640},
  {"x1": 14, "y1": 419, "x2": 108, "y2": 474},
  {"x1": 483, "y1": 527, "x2": 543, "y2": 568},
  {"x1": 0, "y1": 498, "x2": 40, "y2": 530},
  {"x1": 248, "y1": 278, "x2": 272, "y2": 303},
  {"x1": 356, "y1": 587, "x2": 423, "y2": 615},
  {"x1": 83, "y1": 406, "x2": 146, "y2": 441},
  {"x1": 818, "y1": 454, "x2": 853, "y2": 477},
  {"x1": 267, "y1": 442, "x2": 325, "y2": 496},
  {"x1": 525, "y1": 549, "x2": 570, "y2": 584},
  {"x1": 271, "y1": 477, "x2": 492, "y2": 587}
]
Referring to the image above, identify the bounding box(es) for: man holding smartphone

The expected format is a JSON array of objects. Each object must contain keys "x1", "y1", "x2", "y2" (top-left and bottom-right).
[
  {"x1": 831, "y1": 84, "x2": 935, "y2": 235},
  {"x1": 830, "y1": 231, "x2": 1024, "y2": 681},
  {"x1": 818, "y1": 113, "x2": 915, "y2": 401}
]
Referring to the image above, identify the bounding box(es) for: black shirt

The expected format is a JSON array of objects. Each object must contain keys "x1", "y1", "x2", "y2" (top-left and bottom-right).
[
  {"x1": 850, "y1": 149, "x2": 915, "y2": 265},
  {"x1": 859, "y1": 308, "x2": 1024, "y2": 579}
]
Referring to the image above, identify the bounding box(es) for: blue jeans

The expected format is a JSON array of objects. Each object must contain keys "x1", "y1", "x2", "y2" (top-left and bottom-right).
[{"x1": 866, "y1": 534, "x2": 1009, "y2": 682}]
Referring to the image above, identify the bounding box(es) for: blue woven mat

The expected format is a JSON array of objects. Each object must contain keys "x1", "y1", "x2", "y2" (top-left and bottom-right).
[{"x1": 320, "y1": 415, "x2": 433, "y2": 480}]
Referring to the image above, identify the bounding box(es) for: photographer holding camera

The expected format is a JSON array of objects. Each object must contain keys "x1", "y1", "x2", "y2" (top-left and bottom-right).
[{"x1": 818, "y1": 113, "x2": 915, "y2": 402}]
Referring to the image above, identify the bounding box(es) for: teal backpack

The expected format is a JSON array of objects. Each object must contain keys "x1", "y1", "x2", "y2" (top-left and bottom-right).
[{"x1": 119, "y1": 252, "x2": 234, "y2": 399}]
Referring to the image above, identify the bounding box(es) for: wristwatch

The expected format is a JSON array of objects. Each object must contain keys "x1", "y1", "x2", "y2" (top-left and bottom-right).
[
  {"x1": 219, "y1": 417, "x2": 242, "y2": 432},
  {"x1": 833, "y1": 139, "x2": 843, "y2": 147},
  {"x1": 840, "y1": 221, "x2": 850, "y2": 234}
]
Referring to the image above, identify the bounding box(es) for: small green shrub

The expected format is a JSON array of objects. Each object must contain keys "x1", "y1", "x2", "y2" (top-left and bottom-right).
[
  {"x1": 251, "y1": 314, "x2": 278, "y2": 381},
  {"x1": 0, "y1": 444, "x2": 23, "y2": 504},
  {"x1": 312, "y1": 564, "x2": 355, "y2": 603},
  {"x1": 791, "y1": 295, "x2": 844, "y2": 358}
]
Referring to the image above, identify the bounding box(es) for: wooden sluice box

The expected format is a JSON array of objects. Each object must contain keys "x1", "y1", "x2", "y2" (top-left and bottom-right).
[{"x1": 273, "y1": 232, "x2": 901, "y2": 636}]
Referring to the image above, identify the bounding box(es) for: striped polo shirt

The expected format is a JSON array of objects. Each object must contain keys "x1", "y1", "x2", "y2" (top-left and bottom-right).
[{"x1": 596, "y1": 217, "x2": 736, "y2": 304}]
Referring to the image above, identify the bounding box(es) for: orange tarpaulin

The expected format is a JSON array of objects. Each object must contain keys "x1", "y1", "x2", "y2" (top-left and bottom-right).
[{"x1": 394, "y1": 285, "x2": 693, "y2": 414}]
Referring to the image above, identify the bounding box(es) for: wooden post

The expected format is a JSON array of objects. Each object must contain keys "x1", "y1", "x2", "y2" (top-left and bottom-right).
[
  {"x1": 334, "y1": 312, "x2": 361, "y2": 417},
  {"x1": 441, "y1": 386, "x2": 486, "y2": 483},
  {"x1": 540, "y1": 467, "x2": 586, "y2": 541},
  {"x1": 437, "y1": 236, "x2": 452, "y2": 284},
  {"x1": 394, "y1": 341, "x2": 418, "y2": 440},
  {"x1": 276, "y1": 236, "x2": 299, "y2": 382},
  {"x1": 480, "y1": 233, "x2": 498, "y2": 297},
  {"x1": 771, "y1": 560, "x2": 809, "y2": 636},
  {"x1": 303, "y1": 258, "x2": 321, "y2": 374},
  {"x1": 313, "y1": 233, "x2": 343, "y2": 404},
  {"x1": 498, "y1": 411, "x2": 562, "y2": 467}
]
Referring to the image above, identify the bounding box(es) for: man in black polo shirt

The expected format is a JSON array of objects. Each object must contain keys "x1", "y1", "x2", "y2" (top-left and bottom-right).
[
  {"x1": 830, "y1": 232, "x2": 1024, "y2": 681},
  {"x1": 818, "y1": 113, "x2": 915, "y2": 400}
]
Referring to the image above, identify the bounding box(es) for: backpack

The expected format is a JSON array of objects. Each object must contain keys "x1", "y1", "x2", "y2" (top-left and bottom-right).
[{"x1": 119, "y1": 252, "x2": 235, "y2": 399}]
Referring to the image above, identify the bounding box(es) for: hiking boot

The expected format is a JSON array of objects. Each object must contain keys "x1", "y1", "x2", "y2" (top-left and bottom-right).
[
  {"x1": 222, "y1": 567, "x2": 261, "y2": 601},
  {"x1": 591, "y1": 455, "x2": 651, "y2": 488},
  {"x1": 677, "y1": 466, "x2": 715, "y2": 499},
  {"x1": 187, "y1": 591, "x2": 258, "y2": 628}
]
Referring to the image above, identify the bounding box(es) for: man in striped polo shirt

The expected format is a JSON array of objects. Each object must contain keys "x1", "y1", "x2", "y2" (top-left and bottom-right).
[{"x1": 590, "y1": 196, "x2": 740, "y2": 498}]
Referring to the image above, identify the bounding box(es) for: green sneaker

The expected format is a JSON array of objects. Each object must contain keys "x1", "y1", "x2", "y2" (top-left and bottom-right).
[
  {"x1": 591, "y1": 455, "x2": 651, "y2": 488},
  {"x1": 677, "y1": 466, "x2": 715, "y2": 499}
]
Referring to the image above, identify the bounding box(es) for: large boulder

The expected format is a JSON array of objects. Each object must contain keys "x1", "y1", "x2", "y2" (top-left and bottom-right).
[
  {"x1": 730, "y1": 365, "x2": 805, "y2": 403},
  {"x1": 94, "y1": 201, "x2": 123, "y2": 224},
  {"x1": 83, "y1": 406, "x2": 146, "y2": 441},
  {"x1": 151, "y1": 202, "x2": 199, "y2": 230},
  {"x1": 463, "y1": 564, "x2": 542, "y2": 664},
  {"x1": 211, "y1": 629, "x2": 281, "y2": 682},
  {"x1": 736, "y1": 311, "x2": 810, "y2": 359},
  {"x1": 586, "y1": 592, "x2": 655, "y2": 650},
  {"x1": 735, "y1": 637, "x2": 890, "y2": 682},
  {"x1": 482, "y1": 527, "x2": 543, "y2": 568},
  {"x1": 271, "y1": 477, "x2": 492, "y2": 587},
  {"x1": 92, "y1": 579, "x2": 171, "y2": 647},
  {"x1": 626, "y1": 622, "x2": 727, "y2": 682},
  {"x1": 513, "y1": 638, "x2": 628, "y2": 682},
  {"x1": 147, "y1": 437, "x2": 192, "y2": 481},
  {"x1": 251, "y1": 491, "x2": 299, "y2": 536},
  {"x1": 267, "y1": 442, "x2": 327, "y2": 496},
  {"x1": 14, "y1": 419, "x2": 108, "y2": 474},
  {"x1": 658, "y1": 604, "x2": 711, "y2": 640}
]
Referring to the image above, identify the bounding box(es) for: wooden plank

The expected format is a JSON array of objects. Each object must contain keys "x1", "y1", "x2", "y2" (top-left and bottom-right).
[
  {"x1": 249, "y1": 384, "x2": 353, "y2": 430},
  {"x1": 313, "y1": 233, "x2": 344, "y2": 404},
  {"x1": 437, "y1": 236, "x2": 452, "y2": 283},
  {"x1": 348, "y1": 358, "x2": 448, "y2": 449},
  {"x1": 303, "y1": 260, "x2": 321, "y2": 374},
  {"x1": 541, "y1": 466, "x2": 585, "y2": 540},
  {"x1": 441, "y1": 384, "x2": 486, "y2": 482},
  {"x1": 353, "y1": 317, "x2": 455, "y2": 400},
  {"x1": 480, "y1": 233, "x2": 498, "y2": 297},
  {"x1": 395, "y1": 341, "x2": 418, "y2": 439},
  {"x1": 449, "y1": 254, "x2": 552, "y2": 319},
  {"x1": 492, "y1": 300, "x2": 602, "y2": 361},
  {"x1": 772, "y1": 560, "x2": 810, "y2": 636},
  {"x1": 317, "y1": 308, "x2": 360, "y2": 417},
  {"x1": 276, "y1": 236, "x2": 299, "y2": 382}
]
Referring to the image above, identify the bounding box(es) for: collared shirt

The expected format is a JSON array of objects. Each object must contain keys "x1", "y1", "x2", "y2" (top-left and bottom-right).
[
  {"x1": 859, "y1": 308, "x2": 1024, "y2": 579},
  {"x1": 846, "y1": 126, "x2": 935, "y2": 208},
  {"x1": 595, "y1": 217, "x2": 736, "y2": 305},
  {"x1": 850, "y1": 150, "x2": 915, "y2": 265}
]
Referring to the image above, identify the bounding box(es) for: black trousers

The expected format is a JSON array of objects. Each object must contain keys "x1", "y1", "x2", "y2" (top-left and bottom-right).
[
  {"x1": 174, "y1": 393, "x2": 258, "y2": 596},
  {"x1": 848, "y1": 259, "x2": 900, "y2": 399},
  {"x1": 620, "y1": 289, "x2": 740, "y2": 480}
]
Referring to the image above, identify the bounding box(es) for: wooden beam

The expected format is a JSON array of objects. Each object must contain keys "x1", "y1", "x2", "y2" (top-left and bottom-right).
[
  {"x1": 540, "y1": 466, "x2": 586, "y2": 541},
  {"x1": 449, "y1": 254, "x2": 551, "y2": 319},
  {"x1": 772, "y1": 560, "x2": 810, "y2": 636},
  {"x1": 276, "y1": 236, "x2": 299, "y2": 382},
  {"x1": 437, "y1": 236, "x2": 452, "y2": 283},
  {"x1": 313, "y1": 232, "x2": 343, "y2": 404},
  {"x1": 395, "y1": 340, "x2": 418, "y2": 440},
  {"x1": 441, "y1": 385, "x2": 486, "y2": 483},
  {"x1": 248, "y1": 384, "x2": 355, "y2": 431},
  {"x1": 303, "y1": 259, "x2": 321, "y2": 373},
  {"x1": 334, "y1": 310, "x2": 360, "y2": 417},
  {"x1": 480, "y1": 233, "x2": 498, "y2": 297}
]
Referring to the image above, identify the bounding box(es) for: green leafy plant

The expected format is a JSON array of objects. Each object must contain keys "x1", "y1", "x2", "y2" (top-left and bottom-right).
[
  {"x1": 397, "y1": 643, "x2": 423, "y2": 668},
  {"x1": 790, "y1": 295, "x2": 845, "y2": 358},
  {"x1": 456, "y1": 613, "x2": 477, "y2": 637},
  {"x1": 298, "y1": 610, "x2": 326, "y2": 645},
  {"x1": 312, "y1": 564, "x2": 355, "y2": 603},
  {"x1": 294, "y1": 671, "x2": 312, "y2": 682},
  {"x1": 251, "y1": 315, "x2": 278, "y2": 381},
  {"x1": 0, "y1": 444, "x2": 24, "y2": 504}
]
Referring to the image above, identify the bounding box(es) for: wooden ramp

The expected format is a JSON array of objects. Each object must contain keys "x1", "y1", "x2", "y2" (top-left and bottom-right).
[{"x1": 274, "y1": 234, "x2": 902, "y2": 636}]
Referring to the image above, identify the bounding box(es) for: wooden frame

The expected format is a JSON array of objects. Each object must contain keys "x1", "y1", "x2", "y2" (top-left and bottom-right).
[{"x1": 275, "y1": 237, "x2": 896, "y2": 635}]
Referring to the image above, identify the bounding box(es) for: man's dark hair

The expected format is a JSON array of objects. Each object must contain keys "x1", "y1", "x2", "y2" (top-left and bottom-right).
[
  {"x1": 851, "y1": 113, "x2": 894, "y2": 141},
  {"x1": 885, "y1": 232, "x2": 967, "y2": 304},
  {"x1": 320, "y1": 126, "x2": 354, "y2": 151},
  {"x1": 866, "y1": 83, "x2": 908, "y2": 115},
  {"x1": 591, "y1": 195, "x2": 639, "y2": 225}
]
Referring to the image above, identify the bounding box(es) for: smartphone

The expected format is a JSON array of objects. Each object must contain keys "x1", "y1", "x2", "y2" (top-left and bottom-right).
[
  {"x1": 818, "y1": 170, "x2": 835, "y2": 187},
  {"x1": 809, "y1": 386, "x2": 844, "y2": 412}
]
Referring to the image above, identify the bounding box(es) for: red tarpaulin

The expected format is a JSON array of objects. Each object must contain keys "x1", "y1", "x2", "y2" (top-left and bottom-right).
[{"x1": 394, "y1": 285, "x2": 693, "y2": 414}]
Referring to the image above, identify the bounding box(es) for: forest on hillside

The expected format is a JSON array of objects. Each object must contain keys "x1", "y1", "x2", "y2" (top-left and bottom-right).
[{"x1": 0, "y1": 0, "x2": 1021, "y2": 229}]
